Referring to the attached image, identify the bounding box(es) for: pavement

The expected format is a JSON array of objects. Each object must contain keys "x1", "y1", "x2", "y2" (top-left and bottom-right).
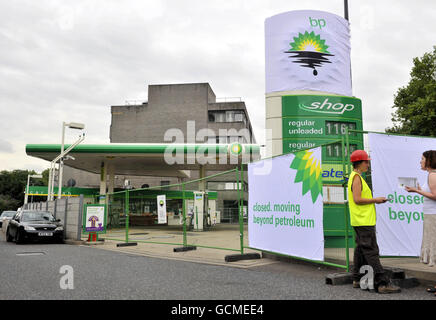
[
  {"x1": 75, "y1": 224, "x2": 274, "y2": 269},
  {"x1": 73, "y1": 224, "x2": 436, "y2": 286},
  {"x1": 3, "y1": 238, "x2": 433, "y2": 300}
]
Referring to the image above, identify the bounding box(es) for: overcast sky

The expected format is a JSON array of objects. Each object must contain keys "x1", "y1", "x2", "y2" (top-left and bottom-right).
[{"x1": 1, "y1": 0, "x2": 435, "y2": 173}]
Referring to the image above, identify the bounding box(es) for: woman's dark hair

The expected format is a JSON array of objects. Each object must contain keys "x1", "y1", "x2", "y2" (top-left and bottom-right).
[
  {"x1": 352, "y1": 160, "x2": 369, "y2": 169},
  {"x1": 423, "y1": 150, "x2": 436, "y2": 169},
  {"x1": 352, "y1": 160, "x2": 363, "y2": 169}
]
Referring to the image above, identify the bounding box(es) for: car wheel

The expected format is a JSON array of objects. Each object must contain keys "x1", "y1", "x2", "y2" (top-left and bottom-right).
[
  {"x1": 6, "y1": 228, "x2": 13, "y2": 242},
  {"x1": 15, "y1": 229, "x2": 24, "y2": 244}
]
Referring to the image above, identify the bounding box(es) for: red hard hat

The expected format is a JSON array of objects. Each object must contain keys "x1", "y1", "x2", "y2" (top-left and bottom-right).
[{"x1": 350, "y1": 150, "x2": 371, "y2": 162}]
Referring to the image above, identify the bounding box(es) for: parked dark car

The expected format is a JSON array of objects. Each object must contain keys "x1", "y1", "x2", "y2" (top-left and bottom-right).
[
  {"x1": 6, "y1": 210, "x2": 64, "y2": 244},
  {"x1": 0, "y1": 210, "x2": 16, "y2": 228}
]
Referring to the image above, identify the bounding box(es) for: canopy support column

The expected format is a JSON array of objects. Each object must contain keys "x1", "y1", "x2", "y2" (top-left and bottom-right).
[{"x1": 99, "y1": 161, "x2": 107, "y2": 204}]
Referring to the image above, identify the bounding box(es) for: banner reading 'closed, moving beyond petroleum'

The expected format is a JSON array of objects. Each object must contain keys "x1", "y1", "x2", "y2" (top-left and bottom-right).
[
  {"x1": 369, "y1": 133, "x2": 436, "y2": 256},
  {"x1": 248, "y1": 147, "x2": 324, "y2": 261}
]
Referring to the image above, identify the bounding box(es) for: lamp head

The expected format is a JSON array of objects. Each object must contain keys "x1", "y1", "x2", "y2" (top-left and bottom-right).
[{"x1": 66, "y1": 122, "x2": 85, "y2": 130}]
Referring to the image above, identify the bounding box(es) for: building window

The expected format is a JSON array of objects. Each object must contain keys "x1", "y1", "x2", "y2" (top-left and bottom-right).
[
  {"x1": 229, "y1": 136, "x2": 240, "y2": 143},
  {"x1": 207, "y1": 136, "x2": 247, "y2": 144},
  {"x1": 207, "y1": 136, "x2": 227, "y2": 144},
  {"x1": 160, "y1": 180, "x2": 170, "y2": 190},
  {"x1": 207, "y1": 181, "x2": 247, "y2": 191},
  {"x1": 208, "y1": 111, "x2": 225, "y2": 123},
  {"x1": 235, "y1": 113, "x2": 243, "y2": 122},
  {"x1": 208, "y1": 112, "x2": 216, "y2": 122},
  {"x1": 208, "y1": 111, "x2": 245, "y2": 123}
]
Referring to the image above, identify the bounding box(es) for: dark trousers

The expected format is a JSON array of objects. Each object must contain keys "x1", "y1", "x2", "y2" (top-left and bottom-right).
[{"x1": 352, "y1": 226, "x2": 389, "y2": 288}]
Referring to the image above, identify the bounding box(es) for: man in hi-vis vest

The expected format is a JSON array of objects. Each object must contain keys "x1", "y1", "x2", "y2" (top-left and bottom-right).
[{"x1": 348, "y1": 150, "x2": 401, "y2": 294}]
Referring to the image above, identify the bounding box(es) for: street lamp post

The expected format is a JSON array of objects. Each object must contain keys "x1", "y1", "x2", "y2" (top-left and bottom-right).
[
  {"x1": 57, "y1": 122, "x2": 85, "y2": 200},
  {"x1": 47, "y1": 133, "x2": 85, "y2": 201},
  {"x1": 344, "y1": 0, "x2": 349, "y2": 21},
  {"x1": 25, "y1": 174, "x2": 43, "y2": 205}
]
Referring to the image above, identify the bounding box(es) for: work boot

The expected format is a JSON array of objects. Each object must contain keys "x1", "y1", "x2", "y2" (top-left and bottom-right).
[{"x1": 377, "y1": 282, "x2": 401, "y2": 294}]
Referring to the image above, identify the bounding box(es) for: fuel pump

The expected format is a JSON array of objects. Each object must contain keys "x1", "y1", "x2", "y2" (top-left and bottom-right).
[{"x1": 193, "y1": 191, "x2": 204, "y2": 231}]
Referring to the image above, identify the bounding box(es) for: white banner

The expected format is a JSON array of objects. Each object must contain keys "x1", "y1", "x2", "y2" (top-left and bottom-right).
[
  {"x1": 248, "y1": 147, "x2": 324, "y2": 261},
  {"x1": 157, "y1": 195, "x2": 167, "y2": 224},
  {"x1": 265, "y1": 10, "x2": 351, "y2": 96},
  {"x1": 369, "y1": 133, "x2": 436, "y2": 256}
]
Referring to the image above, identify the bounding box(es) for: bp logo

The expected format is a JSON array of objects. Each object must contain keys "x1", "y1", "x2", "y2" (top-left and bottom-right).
[
  {"x1": 290, "y1": 150, "x2": 323, "y2": 203},
  {"x1": 285, "y1": 31, "x2": 334, "y2": 76},
  {"x1": 229, "y1": 143, "x2": 243, "y2": 156}
]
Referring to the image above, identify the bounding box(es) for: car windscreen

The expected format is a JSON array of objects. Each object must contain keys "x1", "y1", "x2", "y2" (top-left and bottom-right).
[
  {"x1": 21, "y1": 212, "x2": 56, "y2": 222},
  {"x1": 1, "y1": 211, "x2": 16, "y2": 218}
]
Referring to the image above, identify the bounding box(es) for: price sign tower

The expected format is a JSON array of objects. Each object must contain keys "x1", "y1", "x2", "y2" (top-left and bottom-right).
[{"x1": 265, "y1": 10, "x2": 361, "y2": 247}]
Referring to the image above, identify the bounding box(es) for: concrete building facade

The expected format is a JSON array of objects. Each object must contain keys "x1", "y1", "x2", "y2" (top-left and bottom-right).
[
  {"x1": 63, "y1": 83, "x2": 257, "y2": 222},
  {"x1": 110, "y1": 83, "x2": 255, "y2": 145}
]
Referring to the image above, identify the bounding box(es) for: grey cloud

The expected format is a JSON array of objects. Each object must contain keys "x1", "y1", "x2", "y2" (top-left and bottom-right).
[
  {"x1": 1, "y1": 0, "x2": 436, "y2": 170},
  {"x1": 0, "y1": 139, "x2": 13, "y2": 153}
]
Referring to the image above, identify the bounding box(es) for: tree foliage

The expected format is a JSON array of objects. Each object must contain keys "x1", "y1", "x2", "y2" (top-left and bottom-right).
[
  {"x1": 0, "y1": 195, "x2": 20, "y2": 213},
  {"x1": 0, "y1": 169, "x2": 45, "y2": 211},
  {"x1": 41, "y1": 168, "x2": 50, "y2": 186},
  {"x1": 386, "y1": 46, "x2": 436, "y2": 136}
]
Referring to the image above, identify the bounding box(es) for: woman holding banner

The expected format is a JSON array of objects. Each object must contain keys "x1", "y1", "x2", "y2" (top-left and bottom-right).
[
  {"x1": 405, "y1": 150, "x2": 436, "y2": 295},
  {"x1": 348, "y1": 150, "x2": 401, "y2": 294}
]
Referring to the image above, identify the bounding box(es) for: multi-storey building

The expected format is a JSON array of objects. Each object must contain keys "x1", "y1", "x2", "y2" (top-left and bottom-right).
[{"x1": 63, "y1": 83, "x2": 258, "y2": 222}]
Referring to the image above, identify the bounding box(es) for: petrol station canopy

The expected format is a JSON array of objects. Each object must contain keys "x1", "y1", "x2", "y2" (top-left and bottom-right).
[{"x1": 25, "y1": 143, "x2": 261, "y2": 178}]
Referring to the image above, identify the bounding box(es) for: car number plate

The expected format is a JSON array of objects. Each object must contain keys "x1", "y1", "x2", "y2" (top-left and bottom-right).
[{"x1": 38, "y1": 232, "x2": 53, "y2": 236}]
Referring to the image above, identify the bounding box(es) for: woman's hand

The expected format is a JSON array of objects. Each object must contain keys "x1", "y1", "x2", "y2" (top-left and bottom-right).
[{"x1": 405, "y1": 184, "x2": 421, "y2": 193}]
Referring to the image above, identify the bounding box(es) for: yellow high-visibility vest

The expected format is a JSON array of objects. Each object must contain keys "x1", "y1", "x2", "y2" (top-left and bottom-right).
[{"x1": 347, "y1": 171, "x2": 376, "y2": 226}]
